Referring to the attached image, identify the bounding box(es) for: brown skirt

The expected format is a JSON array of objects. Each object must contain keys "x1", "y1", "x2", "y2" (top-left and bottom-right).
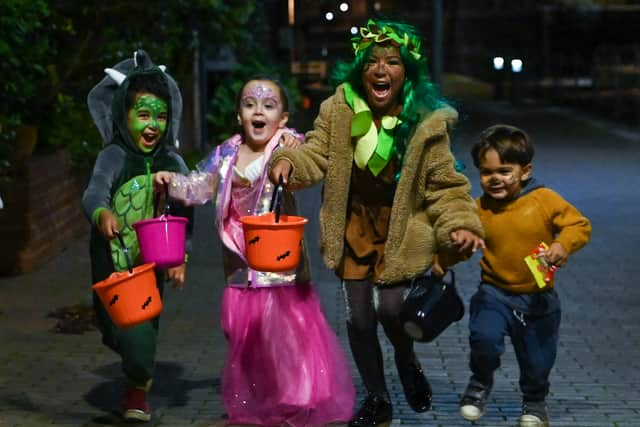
[{"x1": 336, "y1": 161, "x2": 397, "y2": 282}]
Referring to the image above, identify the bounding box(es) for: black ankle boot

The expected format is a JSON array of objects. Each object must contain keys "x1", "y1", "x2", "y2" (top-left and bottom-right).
[
  {"x1": 396, "y1": 357, "x2": 432, "y2": 413},
  {"x1": 348, "y1": 393, "x2": 393, "y2": 426}
]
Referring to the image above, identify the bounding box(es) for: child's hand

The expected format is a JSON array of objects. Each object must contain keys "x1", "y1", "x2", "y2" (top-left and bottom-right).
[
  {"x1": 270, "y1": 159, "x2": 293, "y2": 185},
  {"x1": 450, "y1": 229, "x2": 486, "y2": 254},
  {"x1": 98, "y1": 209, "x2": 119, "y2": 240},
  {"x1": 279, "y1": 132, "x2": 303, "y2": 149},
  {"x1": 543, "y1": 242, "x2": 568, "y2": 267},
  {"x1": 154, "y1": 171, "x2": 174, "y2": 193},
  {"x1": 167, "y1": 264, "x2": 186, "y2": 289},
  {"x1": 431, "y1": 256, "x2": 446, "y2": 277}
]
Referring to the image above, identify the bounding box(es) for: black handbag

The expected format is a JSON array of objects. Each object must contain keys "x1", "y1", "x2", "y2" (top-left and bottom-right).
[{"x1": 399, "y1": 270, "x2": 465, "y2": 342}]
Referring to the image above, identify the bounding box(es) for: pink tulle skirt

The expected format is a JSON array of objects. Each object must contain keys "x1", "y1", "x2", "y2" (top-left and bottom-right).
[{"x1": 221, "y1": 282, "x2": 355, "y2": 427}]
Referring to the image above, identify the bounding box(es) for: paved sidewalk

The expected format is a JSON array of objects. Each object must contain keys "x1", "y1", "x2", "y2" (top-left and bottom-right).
[{"x1": 1, "y1": 99, "x2": 639, "y2": 426}]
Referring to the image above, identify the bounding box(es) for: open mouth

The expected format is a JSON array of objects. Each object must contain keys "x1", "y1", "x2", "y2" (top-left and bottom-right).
[
  {"x1": 141, "y1": 133, "x2": 158, "y2": 146},
  {"x1": 252, "y1": 120, "x2": 266, "y2": 129},
  {"x1": 372, "y1": 82, "x2": 391, "y2": 97}
]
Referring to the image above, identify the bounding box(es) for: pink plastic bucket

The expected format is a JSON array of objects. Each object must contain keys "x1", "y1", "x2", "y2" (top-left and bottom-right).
[{"x1": 133, "y1": 215, "x2": 188, "y2": 269}]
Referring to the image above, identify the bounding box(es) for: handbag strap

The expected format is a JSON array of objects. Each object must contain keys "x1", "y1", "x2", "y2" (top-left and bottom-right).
[
  {"x1": 447, "y1": 269, "x2": 456, "y2": 285},
  {"x1": 410, "y1": 269, "x2": 456, "y2": 289}
]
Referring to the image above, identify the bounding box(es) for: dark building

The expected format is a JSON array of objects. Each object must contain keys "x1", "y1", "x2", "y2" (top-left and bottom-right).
[{"x1": 282, "y1": 0, "x2": 639, "y2": 124}]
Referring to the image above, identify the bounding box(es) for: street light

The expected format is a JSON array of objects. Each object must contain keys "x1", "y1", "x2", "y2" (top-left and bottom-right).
[
  {"x1": 339, "y1": 2, "x2": 349, "y2": 12},
  {"x1": 350, "y1": 26, "x2": 358, "y2": 35},
  {"x1": 325, "y1": 11, "x2": 334, "y2": 21},
  {"x1": 492, "y1": 56, "x2": 505, "y2": 100},
  {"x1": 288, "y1": 0, "x2": 295, "y2": 25},
  {"x1": 511, "y1": 58, "x2": 523, "y2": 73},
  {"x1": 510, "y1": 58, "x2": 524, "y2": 105}
]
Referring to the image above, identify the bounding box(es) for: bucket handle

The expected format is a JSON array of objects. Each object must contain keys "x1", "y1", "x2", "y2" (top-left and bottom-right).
[
  {"x1": 115, "y1": 232, "x2": 134, "y2": 274},
  {"x1": 268, "y1": 175, "x2": 284, "y2": 223},
  {"x1": 153, "y1": 182, "x2": 171, "y2": 218}
]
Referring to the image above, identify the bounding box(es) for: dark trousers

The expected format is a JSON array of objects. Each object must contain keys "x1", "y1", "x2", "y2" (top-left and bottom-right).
[
  {"x1": 93, "y1": 274, "x2": 164, "y2": 388},
  {"x1": 468, "y1": 289, "x2": 561, "y2": 402}
]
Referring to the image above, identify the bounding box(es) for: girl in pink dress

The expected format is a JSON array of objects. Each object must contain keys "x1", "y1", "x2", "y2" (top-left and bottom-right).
[{"x1": 156, "y1": 77, "x2": 355, "y2": 426}]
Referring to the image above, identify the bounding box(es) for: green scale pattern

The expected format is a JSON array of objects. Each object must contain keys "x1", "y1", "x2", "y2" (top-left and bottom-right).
[{"x1": 110, "y1": 174, "x2": 154, "y2": 271}]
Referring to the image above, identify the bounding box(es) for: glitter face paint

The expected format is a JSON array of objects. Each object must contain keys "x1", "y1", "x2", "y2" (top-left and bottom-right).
[
  {"x1": 238, "y1": 80, "x2": 288, "y2": 149},
  {"x1": 127, "y1": 93, "x2": 168, "y2": 153},
  {"x1": 241, "y1": 84, "x2": 279, "y2": 104}
]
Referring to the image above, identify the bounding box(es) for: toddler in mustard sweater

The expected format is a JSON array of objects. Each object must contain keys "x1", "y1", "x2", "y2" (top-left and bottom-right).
[{"x1": 459, "y1": 124, "x2": 591, "y2": 427}]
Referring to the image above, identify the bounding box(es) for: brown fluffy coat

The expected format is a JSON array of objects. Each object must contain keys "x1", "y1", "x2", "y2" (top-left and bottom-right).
[{"x1": 271, "y1": 86, "x2": 483, "y2": 284}]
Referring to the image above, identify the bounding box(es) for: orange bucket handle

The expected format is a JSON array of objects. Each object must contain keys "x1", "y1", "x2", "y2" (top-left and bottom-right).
[
  {"x1": 269, "y1": 174, "x2": 284, "y2": 223},
  {"x1": 115, "y1": 232, "x2": 133, "y2": 273}
]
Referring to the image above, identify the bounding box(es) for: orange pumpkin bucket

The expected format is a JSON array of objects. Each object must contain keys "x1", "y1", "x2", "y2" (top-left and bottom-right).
[
  {"x1": 240, "y1": 177, "x2": 308, "y2": 272},
  {"x1": 92, "y1": 233, "x2": 162, "y2": 328}
]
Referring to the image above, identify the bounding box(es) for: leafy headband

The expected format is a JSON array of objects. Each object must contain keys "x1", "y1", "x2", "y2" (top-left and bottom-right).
[{"x1": 351, "y1": 19, "x2": 422, "y2": 60}]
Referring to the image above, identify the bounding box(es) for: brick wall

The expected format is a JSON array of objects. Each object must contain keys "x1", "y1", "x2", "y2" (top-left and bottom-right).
[{"x1": 0, "y1": 150, "x2": 89, "y2": 276}]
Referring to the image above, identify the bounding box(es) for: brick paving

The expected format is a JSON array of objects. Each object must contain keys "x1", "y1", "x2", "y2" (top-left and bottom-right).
[{"x1": 1, "y1": 100, "x2": 639, "y2": 426}]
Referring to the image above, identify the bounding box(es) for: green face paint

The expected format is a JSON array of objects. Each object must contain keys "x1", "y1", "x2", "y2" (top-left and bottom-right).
[{"x1": 127, "y1": 93, "x2": 169, "y2": 153}]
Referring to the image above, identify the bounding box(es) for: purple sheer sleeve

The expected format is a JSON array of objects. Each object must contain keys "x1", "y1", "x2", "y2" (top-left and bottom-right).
[{"x1": 169, "y1": 146, "x2": 221, "y2": 205}]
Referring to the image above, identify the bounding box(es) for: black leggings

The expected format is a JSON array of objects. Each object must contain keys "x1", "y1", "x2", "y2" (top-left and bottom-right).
[{"x1": 343, "y1": 280, "x2": 414, "y2": 397}]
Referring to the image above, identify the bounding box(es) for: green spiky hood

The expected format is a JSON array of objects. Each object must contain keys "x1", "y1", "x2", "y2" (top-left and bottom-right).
[
  {"x1": 111, "y1": 69, "x2": 172, "y2": 156},
  {"x1": 88, "y1": 49, "x2": 183, "y2": 149},
  {"x1": 88, "y1": 50, "x2": 185, "y2": 191}
]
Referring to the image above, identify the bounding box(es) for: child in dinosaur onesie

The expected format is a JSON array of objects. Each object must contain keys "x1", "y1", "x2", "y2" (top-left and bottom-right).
[{"x1": 82, "y1": 50, "x2": 193, "y2": 422}]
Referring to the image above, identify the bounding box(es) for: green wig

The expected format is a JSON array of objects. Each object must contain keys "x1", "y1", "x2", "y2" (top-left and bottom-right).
[
  {"x1": 330, "y1": 18, "x2": 449, "y2": 167},
  {"x1": 331, "y1": 19, "x2": 446, "y2": 122}
]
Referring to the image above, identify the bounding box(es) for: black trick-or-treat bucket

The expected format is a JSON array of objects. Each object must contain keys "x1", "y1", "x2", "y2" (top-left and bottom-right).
[{"x1": 399, "y1": 270, "x2": 464, "y2": 342}]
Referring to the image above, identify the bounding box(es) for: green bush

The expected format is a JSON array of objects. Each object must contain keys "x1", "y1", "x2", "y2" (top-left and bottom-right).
[
  {"x1": 38, "y1": 94, "x2": 102, "y2": 169},
  {"x1": 0, "y1": 0, "x2": 52, "y2": 125},
  {"x1": 1, "y1": 0, "x2": 274, "y2": 170}
]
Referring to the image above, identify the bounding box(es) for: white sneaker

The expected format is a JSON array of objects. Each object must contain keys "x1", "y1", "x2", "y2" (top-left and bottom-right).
[
  {"x1": 460, "y1": 403, "x2": 484, "y2": 421},
  {"x1": 459, "y1": 378, "x2": 492, "y2": 421},
  {"x1": 519, "y1": 401, "x2": 549, "y2": 427}
]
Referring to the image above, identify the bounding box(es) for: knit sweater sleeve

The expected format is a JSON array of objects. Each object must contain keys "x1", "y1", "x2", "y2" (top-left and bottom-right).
[{"x1": 541, "y1": 188, "x2": 592, "y2": 254}]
